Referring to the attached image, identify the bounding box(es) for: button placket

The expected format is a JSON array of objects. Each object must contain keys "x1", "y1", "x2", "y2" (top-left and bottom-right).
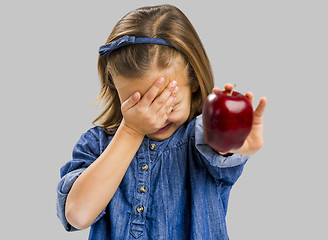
[{"x1": 130, "y1": 141, "x2": 151, "y2": 238}]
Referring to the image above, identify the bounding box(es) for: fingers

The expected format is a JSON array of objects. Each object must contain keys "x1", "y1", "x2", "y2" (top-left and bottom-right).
[
  {"x1": 121, "y1": 92, "x2": 141, "y2": 113},
  {"x1": 129, "y1": 76, "x2": 178, "y2": 119},
  {"x1": 166, "y1": 97, "x2": 177, "y2": 114},
  {"x1": 152, "y1": 80, "x2": 177, "y2": 111},
  {"x1": 245, "y1": 91, "x2": 254, "y2": 105},
  {"x1": 212, "y1": 87, "x2": 220, "y2": 93},
  {"x1": 212, "y1": 83, "x2": 267, "y2": 119},
  {"x1": 121, "y1": 77, "x2": 179, "y2": 136},
  {"x1": 140, "y1": 77, "x2": 165, "y2": 106},
  {"x1": 212, "y1": 83, "x2": 234, "y2": 93},
  {"x1": 158, "y1": 87, "x2": 178, "y2": 117},
  {"x1": 254, "y1": 97, "x2": 267, "y2": 118},
  {"x1": 224, "y1": 83, "x2": 234, "y2": 91},
  {"x1": 138, "y1": 76, "x2": 178, "y2": 113}
]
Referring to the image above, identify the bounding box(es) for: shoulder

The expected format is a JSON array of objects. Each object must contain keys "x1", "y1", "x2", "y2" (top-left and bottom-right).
[
  {"x1": 85, "y1": 126, "x2": 111, "y2": 140},
  {"x1": 77, "y1": 126, "x2": 113, "y2": 153}
]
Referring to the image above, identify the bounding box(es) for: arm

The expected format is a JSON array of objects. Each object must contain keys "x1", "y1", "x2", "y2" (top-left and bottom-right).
[
  {"x1": 65, "y1": 124, "x2": 143, "y2": 230},
  {"x1": 65, "y1": 77, "x2": 177, "y2": 230},
  {"x1": 195, "y1": 115, "x2": 249, "y2": 184},
  {"x1": 195, "y1": 84, "x2": 267, "y2": 184}
]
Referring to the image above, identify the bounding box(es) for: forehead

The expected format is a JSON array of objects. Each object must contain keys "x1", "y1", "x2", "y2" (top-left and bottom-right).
[
  {"x1": 145, "y1": 62, "x2": 189, "y2": 87},
  {"x1": 112, "y1": 59, "x2": 189, "y2": 99}
]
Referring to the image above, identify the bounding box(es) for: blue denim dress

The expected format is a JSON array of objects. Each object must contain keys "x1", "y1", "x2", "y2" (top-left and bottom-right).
[{"x1": 57, "y1": 115, "x2": 248, "y2": 240}]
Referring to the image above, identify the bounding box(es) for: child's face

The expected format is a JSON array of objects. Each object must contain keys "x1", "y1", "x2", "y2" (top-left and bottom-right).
[{"x1": 112, "y1": 59, "x2": 192, "y2": 141}]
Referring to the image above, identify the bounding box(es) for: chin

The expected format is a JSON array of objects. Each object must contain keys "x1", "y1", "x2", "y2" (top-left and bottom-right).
[
  {"x1": 147, "y1": 132, "x2": 172, "y2": 141},
  {"x1": 147, "y1": 127, "x2": 176, "y2": 141}
]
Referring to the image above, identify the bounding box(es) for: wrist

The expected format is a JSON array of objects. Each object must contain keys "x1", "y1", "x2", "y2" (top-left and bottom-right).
[
  {"x1": 218, "y1": 152, "x2": 234, "y2": 157},
  {"x1": 119, "y1": 121, "x2": 145, "y2": 140},
  {"x1": 233, "y1": 141, "x2": 256, "y2": 156}
]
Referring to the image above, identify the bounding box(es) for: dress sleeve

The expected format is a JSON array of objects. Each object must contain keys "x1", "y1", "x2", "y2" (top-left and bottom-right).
[
  {"x1": 194, "y1": 115, "x2": 249, "y2": 185},
  {"x1": 56, "y1": 128, "x2": 106, "y2": 231}
]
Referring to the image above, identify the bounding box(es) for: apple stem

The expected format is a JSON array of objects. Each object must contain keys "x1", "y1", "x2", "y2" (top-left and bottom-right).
[{"x1": 229, "y1": 84, "x2": 236, "y2": 96}]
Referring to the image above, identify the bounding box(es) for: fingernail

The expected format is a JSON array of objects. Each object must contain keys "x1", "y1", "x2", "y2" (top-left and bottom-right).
[
  {"x1": 132, "y1": 92, "x2": 139, "y2": 101},
  {"x1": 173, "y1": 86, "x2": 179, "y2": 93},
  {"x1": 170, "y1": 81, "x2": 177, "y2": 87},
  {"x1": 158, "y1": 77, "x2": 164, "y2": 84}
]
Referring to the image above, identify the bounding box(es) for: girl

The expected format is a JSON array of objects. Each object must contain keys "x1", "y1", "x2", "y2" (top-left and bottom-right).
[{"x1": 57, "y1": 4, "x2": 267, "y2": 240}]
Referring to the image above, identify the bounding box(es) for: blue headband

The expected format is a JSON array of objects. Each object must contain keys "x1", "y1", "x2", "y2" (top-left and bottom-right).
[{"x1": 99, "y1": 35, "x2": 172, "y2": 58}]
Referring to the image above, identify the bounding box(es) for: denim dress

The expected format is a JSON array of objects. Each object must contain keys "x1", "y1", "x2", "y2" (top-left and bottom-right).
[{"x1": 57, "y1": 115, "x2": 248, "y2": 240}]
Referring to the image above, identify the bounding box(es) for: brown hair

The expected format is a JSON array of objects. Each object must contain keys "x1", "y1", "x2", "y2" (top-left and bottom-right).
[{"x1": 93, "y1": 4, "x2": 214, "y2": 134}]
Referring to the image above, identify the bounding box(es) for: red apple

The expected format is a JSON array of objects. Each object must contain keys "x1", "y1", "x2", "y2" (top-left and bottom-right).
[{"x1": 202, "y1": 88, "x2": 253, "y2": 153}]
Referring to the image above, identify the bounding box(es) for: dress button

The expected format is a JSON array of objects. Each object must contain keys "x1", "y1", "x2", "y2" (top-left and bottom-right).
[
  {"x1": 149, "y1": 143, "x2": 156, "y2": 151},
  {"x1": 136, "y1": 206, "x2": 144, "y2": 213},
  {"x1": 142, "y1": 164, "x2": 148, "y2": 171},
  {"x1": 140, "y1": 186, "x2": 147, "y2": 193}
]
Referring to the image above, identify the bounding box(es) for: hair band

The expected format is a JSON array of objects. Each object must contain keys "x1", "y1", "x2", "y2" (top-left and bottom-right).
[{"x1": 99, "y1": 35, "x2": 172, "y2": 58}]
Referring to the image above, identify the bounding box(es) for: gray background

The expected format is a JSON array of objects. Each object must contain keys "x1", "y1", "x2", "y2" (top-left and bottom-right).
[{"x1": 1, "y1": 0, "x2": 327, "y2": 239}]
